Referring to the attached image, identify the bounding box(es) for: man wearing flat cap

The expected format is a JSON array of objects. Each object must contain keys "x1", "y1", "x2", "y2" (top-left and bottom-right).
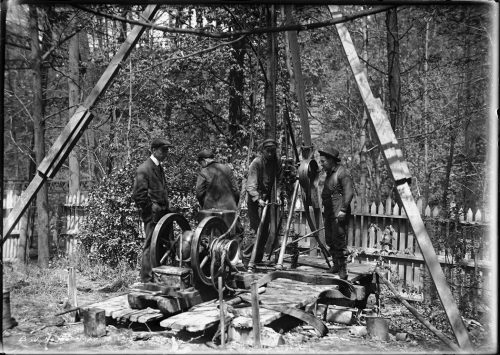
[
  {"x1": 244, "y1": 138, "x2": 282, "y2": 264},
  {"x1": 195, "y1": 148, "x2": 240, "y2": 229},
  {"x1": 132, "y1": 137, "x2": 172, "y2": 282},
  {"x1": 319, "y1": 146, "x2": 354, "y2": 280}
]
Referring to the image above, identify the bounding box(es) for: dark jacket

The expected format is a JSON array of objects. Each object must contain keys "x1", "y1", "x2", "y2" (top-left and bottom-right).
[
  {"x1": 246, "y1": 154, "x2": 282, "y2": 202},
  {"x1": 196, "y1": 161, "x2": 239, "y2": 210},
  {"x1": 132, "y1": 157, "x2": 169, "y2": 222},
  {"x1": 321, "y1": 165, "x2": 354, "y2": 216}
]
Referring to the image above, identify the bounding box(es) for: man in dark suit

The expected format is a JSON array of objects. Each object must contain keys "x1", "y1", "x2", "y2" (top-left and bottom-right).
[{"x1": 132, "y1": 138, "x2": 172, "y2": 282}]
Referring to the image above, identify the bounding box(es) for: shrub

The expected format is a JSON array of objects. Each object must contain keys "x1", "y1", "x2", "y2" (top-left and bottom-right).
[{"x1": 79, "y1": 162, "x2": 143, "y2": 268}]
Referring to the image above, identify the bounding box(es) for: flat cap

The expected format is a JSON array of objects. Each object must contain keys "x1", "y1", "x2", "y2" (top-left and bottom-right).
[
  {"x1": 262, "y1": 138, "x2": 278, "y2": 148},
  {"x1": 151, "y1": 137, "x2": 172, "y2": 150},
  {"x1": 318, "y1": 146, "x2": 341, "y2": 161},
  {"x1": 197, "y1": 148, "x2": 215, "y2": 161}
]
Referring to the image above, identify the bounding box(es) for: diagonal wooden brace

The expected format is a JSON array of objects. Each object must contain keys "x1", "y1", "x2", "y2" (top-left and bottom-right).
[{"x1": 329, "y1": 5, "x2": 472, "y2": 350}]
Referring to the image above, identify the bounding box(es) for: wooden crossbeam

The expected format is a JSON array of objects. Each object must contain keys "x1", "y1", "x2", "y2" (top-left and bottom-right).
[
  {"x1": 2, "y1": 4, "x2": 160, "y2": 241},
  {"x1": 328, "y1": 5, "x2": 472, "y2": 351}
]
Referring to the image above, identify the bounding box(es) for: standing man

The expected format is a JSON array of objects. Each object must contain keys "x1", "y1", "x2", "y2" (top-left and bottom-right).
[
  {"x1": 244, "y1": 138, "x2": 282, "y2": 264},
  {"x1": 318, "y1": 146, "x2": 354, "y2": 280},
  {"x1": 195, "y1": 148, "x2": 240, "y2": 229},
  {"x1": 132, "y1": 138, "x2": 172, "y2": 282}
]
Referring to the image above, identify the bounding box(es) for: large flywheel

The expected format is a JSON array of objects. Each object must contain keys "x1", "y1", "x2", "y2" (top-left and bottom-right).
[
  {"x1": 191, "y1": 216, "x2": 234, "y2": 287},
  {"x1": 151, "y1": 213, "x2": 192, "y2": 268}
]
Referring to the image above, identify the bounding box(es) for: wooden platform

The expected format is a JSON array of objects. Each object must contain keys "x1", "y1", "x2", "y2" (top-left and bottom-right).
[
  {"x1": 160, "y1": 269, "x2": 338, "y2": 332},
  {"x1": 84, "y1": 295, "x2": 164, "y2": 324},
  {"x1": 84, "y1": 262, "x2": 376, "y2": 330}
]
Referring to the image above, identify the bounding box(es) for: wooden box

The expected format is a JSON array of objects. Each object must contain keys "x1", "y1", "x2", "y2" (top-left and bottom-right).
[{"x1": 152, "y1": 266, "x2": 193, "y2": 289}]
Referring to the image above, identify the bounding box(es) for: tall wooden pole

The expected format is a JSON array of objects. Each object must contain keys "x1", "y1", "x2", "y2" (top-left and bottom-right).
[
  {"x1": 329, "y1": 5, "x2": 472, "y2": 351},
  {"x1": 284, "y1": 5, "x2": 312, "y2": 159},
  {"x1": 2, "y1": 5, "x2": 160, "y2": 241}
]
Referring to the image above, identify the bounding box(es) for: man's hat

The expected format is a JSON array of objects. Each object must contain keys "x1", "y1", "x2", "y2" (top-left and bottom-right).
[
  {"x1": 318, "y1": 146, "x2": 341, "y2": 161},
  {"x1": 262, "y1": 138, "x2": 278, "y2": 148},
  {"x1": 197, "y1": 148, "x2": 215, "y2": 161},
  {"x1": 151, "y1": 138, "x2": 172, "y2": 150}
]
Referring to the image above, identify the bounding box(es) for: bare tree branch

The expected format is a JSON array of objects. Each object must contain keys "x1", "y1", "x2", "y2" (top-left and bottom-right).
[{"x1": 74, "y1": 5, "x2": 395, "y2": 39}]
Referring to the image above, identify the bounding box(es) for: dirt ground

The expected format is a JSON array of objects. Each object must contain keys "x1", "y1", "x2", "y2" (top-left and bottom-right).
[{"x1": 2, "y1": 262, "x2": 496, "y2": 354}]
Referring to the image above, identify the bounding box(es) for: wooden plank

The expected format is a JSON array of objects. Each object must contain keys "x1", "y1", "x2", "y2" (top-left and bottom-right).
[
  {"x1": 406, "y1": 262, "x2": 414, "y2": 291},
  {"x1": 368, "y1": 222, "x2": 376, "y2": 248},
  {"x1": 160, "y1": 299, "x2": 231, "y2": 332},
  {"x1": 331, "y1": 7, "x2": 472, "y2": 350},
  {"x1": 2, "y1": 5, "x2": 160, "y2": 241},
  {"x1": 85, "y1": 295, "x2": 130, "y2": 318},
  {"x1": 228, "y1": 325, "x2": 284, "y2": 347}
]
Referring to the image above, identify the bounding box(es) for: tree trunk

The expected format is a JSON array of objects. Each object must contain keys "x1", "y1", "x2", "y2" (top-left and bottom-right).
[
  {"x1": 461, "y1": 8, "x2": 476, "y2": 212},
  {"x1": 28, "y1": 6, "x2": 50, "y2": 267},
  {"x1": 264, "y1": 5, "x2": 277, "y2": 140},
  {"x1": 68, "y1": 12, "x2": 80, "y2": 196},
  {"x1": 423, "y1": 17, "x2": 430, "y2": 206},
  {"x1": 386, "y1": 7, "x2": 402, "y2": 134},
  {"x1": 441, "y1": 77, "x2": 461, "y2": 216},
  {"x1": 79, "y1": 28, "x2": 98, "y2": 180},
  {"x1": 228, "y1": 37, "x2": 245, "y2": 139},
  {"x1": 359, "y1": 15, "x2": 368, "y2": 205}
]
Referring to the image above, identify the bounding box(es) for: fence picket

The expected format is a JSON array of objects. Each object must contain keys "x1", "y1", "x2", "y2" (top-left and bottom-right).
[
  {"x1": 466, "y1": 208, "x2": 473, "y2": 222},
  {"x1": 432, "y1": 206, "x2": 440, "y2": 217},
  {"x1": 393, "y1": 203, "x2": 399, "y2": 216},
  {"x1": 424, "y1": 205, "x2": 431, "y2": 217},
  {"x1": 385, "y1": 196, "x2": 392, "y2": 215},
  {"x1": 474, "y1": 209, "x2": 482, "y2": 222},
  {"x1": 377, "y1": 202, "x2": 383, "y2": 215}
]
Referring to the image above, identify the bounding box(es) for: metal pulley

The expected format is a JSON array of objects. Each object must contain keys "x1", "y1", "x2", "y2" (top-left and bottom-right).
[
  {"x1": 151, "y1": 213, "x2": 192, "y2": 268},
  {"x1": 150, "y1": 211, "x2": 241, "y2": 290},
  {"x1": 298, "y1": 158, "x2": 319, "y2": 207}
]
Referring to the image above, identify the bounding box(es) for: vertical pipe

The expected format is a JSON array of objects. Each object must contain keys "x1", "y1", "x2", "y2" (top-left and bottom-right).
[{"x1": 276, "y1": 180, "x2": 300, "y2": 269}]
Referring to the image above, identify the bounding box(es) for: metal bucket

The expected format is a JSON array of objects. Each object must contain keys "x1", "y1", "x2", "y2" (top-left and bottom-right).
[
  {"x1": 365, "y1": 316, "x2": 390, "y2": 341},
  {"x1": 3, "y1": 289, "x2": 14, "y2": 330}
]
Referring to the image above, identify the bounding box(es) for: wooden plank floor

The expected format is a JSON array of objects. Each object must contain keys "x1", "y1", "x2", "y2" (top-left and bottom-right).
[
  {"x1": 84, "y1": 262, "x2": 375, "y2": 329},
  {"x1": 160, "y1": 269, "x2": 336, "y2": 332},
  {"x1": 84, "y1": 294, "x2": 164, "y2": 324}
]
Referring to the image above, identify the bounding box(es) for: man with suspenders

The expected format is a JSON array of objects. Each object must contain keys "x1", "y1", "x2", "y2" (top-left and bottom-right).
[{"x1": 318, "y1": 146, "x2": 354, "y2": 280}]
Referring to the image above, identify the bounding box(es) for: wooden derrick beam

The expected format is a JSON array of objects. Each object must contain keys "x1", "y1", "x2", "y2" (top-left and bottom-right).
[
  {"x1": 2, "y1": 4, "x2": 160, "y2": 241},
  {"x1": 328, "y1": 5, "x2": 472, "y2": 351}
]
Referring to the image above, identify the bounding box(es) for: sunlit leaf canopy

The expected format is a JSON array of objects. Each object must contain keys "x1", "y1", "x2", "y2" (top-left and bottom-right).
[{"x1": 3, "y1": 2, "x2": 494, "y2": 210}]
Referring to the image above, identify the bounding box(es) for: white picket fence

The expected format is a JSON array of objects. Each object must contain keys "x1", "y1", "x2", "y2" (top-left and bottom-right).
[{"x1": 2, "y1": 189, "x2": 22, "y2": 261}]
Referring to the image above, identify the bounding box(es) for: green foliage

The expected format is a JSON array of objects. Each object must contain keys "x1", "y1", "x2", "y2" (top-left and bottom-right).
[{"x1": 78, "y1": 162, "x2": 143, "y2": 268}]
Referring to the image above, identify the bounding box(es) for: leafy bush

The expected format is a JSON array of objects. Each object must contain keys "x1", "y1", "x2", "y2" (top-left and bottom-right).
[{"x1": 79, "y1": 162, "x2": 143, "y2": 268}]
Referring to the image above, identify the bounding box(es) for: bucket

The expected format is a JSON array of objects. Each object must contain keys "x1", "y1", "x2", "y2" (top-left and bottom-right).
[
  {"x1": 3, "y1": 289, "x2": 14, "y2": 330},
  {"x1": 365, "y1": 316, "x2": 390, "y2": 341},
  {"x1": 326, "y1": 307, "x2": 355, "y2": 325}
]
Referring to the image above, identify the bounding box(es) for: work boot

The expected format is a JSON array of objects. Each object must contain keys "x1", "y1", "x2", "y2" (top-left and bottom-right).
[
  {"x1": 330, "y1": 258, "x2": 348, "y2": 280},
  {"x1": 328, "y1": 262, "x2": 342, "y2": 274}
]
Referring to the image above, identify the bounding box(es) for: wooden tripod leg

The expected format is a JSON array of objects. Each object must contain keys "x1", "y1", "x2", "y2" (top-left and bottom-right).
[{"x1": 276, "y1": 180, "x2": 300, "y2": 269}]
